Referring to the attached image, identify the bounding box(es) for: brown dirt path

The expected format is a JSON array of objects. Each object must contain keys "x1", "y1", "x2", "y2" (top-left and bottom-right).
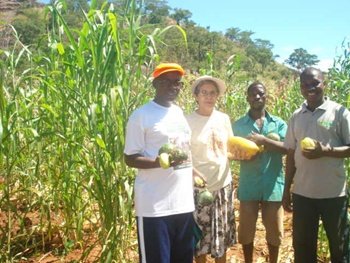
[{"x1": 203, "y1": 204, "x2": 294, "y2": 263}]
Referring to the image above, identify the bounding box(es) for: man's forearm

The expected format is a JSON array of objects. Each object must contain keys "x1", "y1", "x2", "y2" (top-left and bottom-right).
[
  {"x1": 322, "y1": 145, "x2": 350, "y2": 158},
  {"x1": 284, "y1": 149, "x2": 296, "y2": 192},
  {"x1": 124, "y1": 154, "x2": 160, "y2": 169},
  {"x1": 263, "y1": 139, "x2": 287, "y2": 154}
]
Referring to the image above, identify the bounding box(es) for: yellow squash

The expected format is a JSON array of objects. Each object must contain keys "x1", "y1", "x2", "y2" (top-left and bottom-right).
[
  {"x1": 228, "y1": 136, "x2": 261, "y2": 158},
  {"x1": 300, "y1": 137, "x2": 316, "y2": 151},
  {"x1": 267, "y1": 132, "x2": 280, "y2": 141},
  {"x1": 159, "y1": 153, "x2": 170, "y2": 169},
  {"x1": 193, "y1": 174, "x2": 206, "y2": 188}
]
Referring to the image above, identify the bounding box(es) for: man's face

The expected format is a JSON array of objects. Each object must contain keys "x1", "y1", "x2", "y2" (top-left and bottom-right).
[
  {"x1": 300, "y1": 69, "x2": 324, "y2": 108},
  {"x1": 247, "y1": 84, "x2": 266, "y2": 111},
  {"x1": 154, "y1": 72, "x2": 183, "y2": 102}
]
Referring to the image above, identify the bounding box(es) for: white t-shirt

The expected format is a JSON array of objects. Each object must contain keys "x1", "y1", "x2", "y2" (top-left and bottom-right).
[
  {"x1": 124, "y1": 101, "x2": 194, "y2": 217},
  {"x1": 186, "y1": 110, "x2": 233, "y2": 192}
]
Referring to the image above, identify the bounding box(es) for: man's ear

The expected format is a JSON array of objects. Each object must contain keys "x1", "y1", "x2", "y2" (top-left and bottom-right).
[{"x1": 152, "y1": 78, "x2": 159, "y2": 88}]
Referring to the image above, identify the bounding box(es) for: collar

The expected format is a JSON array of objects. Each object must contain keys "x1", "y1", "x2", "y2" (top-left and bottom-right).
[
  {"x1": 242, "y1": 110, "x2": 278, "y2": 124},
  {"x1": 301, "y1": 97, "x2": 329, "y2": 113}
]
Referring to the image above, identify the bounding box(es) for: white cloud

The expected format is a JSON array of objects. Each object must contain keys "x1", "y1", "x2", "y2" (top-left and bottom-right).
[
  {"x1": 316, "y1": 58, "x2": 334, "y2": 72},
  {"x1": 309, "y1": 47, "x2": 324, "y2": 55}
]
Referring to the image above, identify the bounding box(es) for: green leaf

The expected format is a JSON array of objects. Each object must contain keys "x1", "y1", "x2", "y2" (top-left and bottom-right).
[
  {"x1": 30, "y1": 128, "x2": 39, "y2": 138},
  {"x1": 41, "y1": 103, "x2": 59, "y2": 118},
  {"x1": 57, "y1": 42, "x2": 65, "y2": 55},
  {"x1": 95, "y1": 134, "x2": 106, "y2": 149}
]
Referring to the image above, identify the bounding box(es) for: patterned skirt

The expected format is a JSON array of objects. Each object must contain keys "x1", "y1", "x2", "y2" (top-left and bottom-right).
[{"x1": 194, "y1": 183, "x2": 237, "y2": 258}]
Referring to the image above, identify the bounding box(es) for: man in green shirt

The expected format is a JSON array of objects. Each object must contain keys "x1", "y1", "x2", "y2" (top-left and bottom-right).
[{"x1": 232, "y1": 81, "x2": 287, "y2": 263}]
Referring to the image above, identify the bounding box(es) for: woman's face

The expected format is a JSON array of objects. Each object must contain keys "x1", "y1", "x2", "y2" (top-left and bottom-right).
[{"x1": 195, "y1": 82, "x2": 219, "y2": 110}]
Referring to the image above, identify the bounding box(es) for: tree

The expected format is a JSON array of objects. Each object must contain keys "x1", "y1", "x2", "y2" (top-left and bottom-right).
[
  {"x1": 237, "y1": 30, "x2": 254, "y2": 48},
  {"x1": 12, "y1": 8, "x2": 47, "y2": 46},
  {"x1": 64, "y1": 0, "x2": 89, "y2": 12},
  {"x1": 285, "y1": 48, "x2": 319, "y2": 71},
  {"x1": 142, "y1": 0, "x2": 170, "y2": 24},
  {"x1": 246, "y1": 39, "x2": 274, "y2": 69},
  {"x1": 225, "y1": 27, "x2": 241, "y2": 42},
  {"x1": 170, "y1": 8, "x2": 192, "y2": 25}
]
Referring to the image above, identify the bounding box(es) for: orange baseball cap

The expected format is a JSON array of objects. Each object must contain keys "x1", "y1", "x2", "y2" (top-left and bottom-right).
[{"x1": 152, "y1": 63, "x2": 185, "y2": 78}]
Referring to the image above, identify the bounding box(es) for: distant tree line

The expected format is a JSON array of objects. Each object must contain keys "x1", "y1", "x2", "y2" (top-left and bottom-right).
[{"x1": 5, "y1": 0, "x2": 319, "y2": 76}]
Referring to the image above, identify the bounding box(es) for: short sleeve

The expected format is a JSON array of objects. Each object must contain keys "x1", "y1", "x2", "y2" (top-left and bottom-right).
[
  {"x1": 278, "y1": 119, "x2": 288, "y2": 141},
  {"x1": 284, "y1": 115, "x2": 297, "y2": 150},
  {"x1": 124, "y1": 112, "x2": 145, "y2": 156},
  {"x1": 339, "y1": 106, "x2": 350, "y2": 145},
  {"x1": 225, "y1": 114, "x2": 234, "y2": 137}
]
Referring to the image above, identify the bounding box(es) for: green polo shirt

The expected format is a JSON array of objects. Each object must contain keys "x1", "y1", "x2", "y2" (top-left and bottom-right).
[{"x1": 232, "y1": 111, "x2": 287, "y2": 201}]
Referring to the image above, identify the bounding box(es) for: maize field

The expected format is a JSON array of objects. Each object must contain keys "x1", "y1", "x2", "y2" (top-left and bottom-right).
[{"x1": 0, "y1": 0, "x2": 349, "y2": 262}]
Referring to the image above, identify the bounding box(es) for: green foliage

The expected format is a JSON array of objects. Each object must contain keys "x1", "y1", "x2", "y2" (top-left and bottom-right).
[
  {"x1": 236, "y1": 30, "x2": 255, "y2": 48},
  {"x1": 327, "y1": 42, "x2": 350, "y2": 108},
  {"x1": 225, "y1": 27, "x2": 241, "y2": 42},
  {"x1": 317, "y1": 223, "x2": 331, "y2": 261},
  {"x1": 269, "y1": 80, "x2": 303, "y2": 120},
  {"x1": 4, "y1": 0, "x2": 292, "y2": 82},
  {"x1": 285, "y1": 48, "x2": 320, "y2": 71},
  {"x1": 142, "y1": 0, "x2": 170, "y2": 24},
  {"x1": 170, "y1": 8, "x2": 192, "y2": 26},
  {"x1": 64, "y1": 0, "x2": 89, "y2": 12},
  {"x1": 3, "y1": 1, "x2": 348, "y2": 262},
  {"x1": 0, "y1": 0, "x2": 188, "y2": 261},
  {"x1": 245, "y1": 38, "x2": 274, "y2": 74},
  {"x1": 11, "y1": 8, "x2": 47, "y2": 46}
]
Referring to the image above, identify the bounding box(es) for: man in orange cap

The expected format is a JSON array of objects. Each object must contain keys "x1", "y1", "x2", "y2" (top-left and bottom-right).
[
  {"x1": 152, "y1": 62, "x2": 185, "y2": 79},
  {"x1": 124, "y1": 63, "x2": 195, "y2": 263}
]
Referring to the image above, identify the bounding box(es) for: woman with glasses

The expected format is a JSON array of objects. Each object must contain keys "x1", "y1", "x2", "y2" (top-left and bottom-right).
[{"x1": 186, "y1": 76, "x2": 236, "y2": 263}]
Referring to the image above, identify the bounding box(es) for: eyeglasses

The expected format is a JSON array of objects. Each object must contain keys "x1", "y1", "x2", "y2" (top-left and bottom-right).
[
  {"x1": 198, "y1": 90, "x2": 219, "y2": 97},
  {"x1": 157, "y1": 79, "x2": 184, "y2": 88}
]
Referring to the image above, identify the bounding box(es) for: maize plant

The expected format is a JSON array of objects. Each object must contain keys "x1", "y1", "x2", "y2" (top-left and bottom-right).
[{"x1": 0, "y1": 0, "x2": 187, "y2": 261}]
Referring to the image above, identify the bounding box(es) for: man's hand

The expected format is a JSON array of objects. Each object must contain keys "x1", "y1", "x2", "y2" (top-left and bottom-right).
[
  {"x1": 170, "y1": 158, "x2": 185, "y2": 167},
  {"x1": 247, "y1": 132, "x2": 266, "y2": 145},
  {"x1": 302, "y1": 140, "x2": 329, "y2": 159},
  {"x1": 282, "y1": 190, "x2": 293, "y2": 212},
  {"x1": 193, "y1": 168, "x2": 207, "y2": 188}
]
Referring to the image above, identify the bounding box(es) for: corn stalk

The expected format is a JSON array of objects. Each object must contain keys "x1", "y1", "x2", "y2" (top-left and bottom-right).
[{"x1": 0, "y1": 0, "x2": 187, "y2": 261}]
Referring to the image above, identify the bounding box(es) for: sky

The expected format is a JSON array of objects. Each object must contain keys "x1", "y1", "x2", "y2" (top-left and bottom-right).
[{"x1": 166, "y1": 0, "x2": 350, "y2": 71}]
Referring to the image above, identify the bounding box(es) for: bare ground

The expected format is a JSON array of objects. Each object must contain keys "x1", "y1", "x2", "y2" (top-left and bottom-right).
[{"x1": 0, "y1": 200, "x2": 295, "y2": 263}]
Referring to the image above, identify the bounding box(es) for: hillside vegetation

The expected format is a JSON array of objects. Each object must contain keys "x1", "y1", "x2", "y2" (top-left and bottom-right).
[{"x1": 0, "y1": 0, "x2": 295, "y2": 81}]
